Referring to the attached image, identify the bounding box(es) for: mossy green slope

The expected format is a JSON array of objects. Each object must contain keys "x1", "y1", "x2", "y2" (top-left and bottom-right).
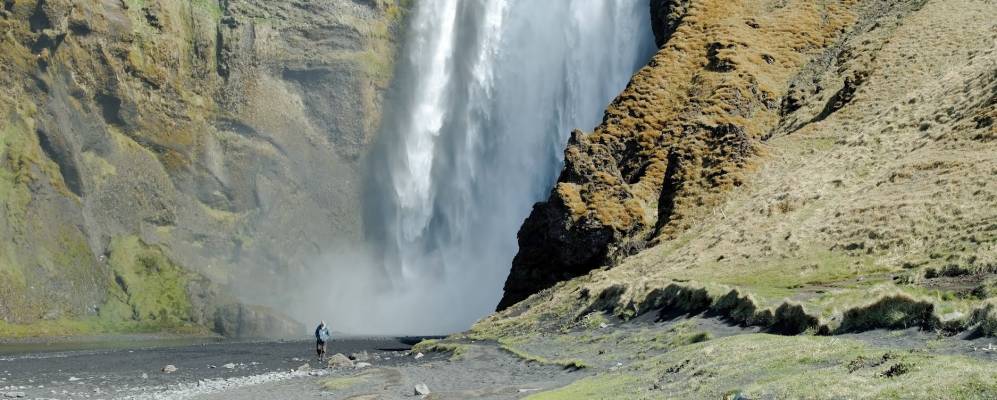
[{"x1": 527, "y1": 334, "x2": 997, "y2": 400}]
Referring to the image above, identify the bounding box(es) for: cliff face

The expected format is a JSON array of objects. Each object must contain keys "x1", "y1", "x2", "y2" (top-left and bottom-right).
[
  {"x1": 499, "y1": 0, "x2": 858, "y2": 309},
  {"x1": 0, "y1": 0, "x2": 406, "y2": 336},
  {"x1": 499, "y1": 0, "x2": 996, "y2": 311}
]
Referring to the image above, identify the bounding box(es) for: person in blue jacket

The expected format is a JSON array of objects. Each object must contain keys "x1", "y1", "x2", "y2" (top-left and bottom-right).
[{"x1": 315, "y1": 321, "x2": 331, "y2": 361}]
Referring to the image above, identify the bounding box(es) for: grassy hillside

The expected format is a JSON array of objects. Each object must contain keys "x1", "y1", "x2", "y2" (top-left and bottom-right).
[
  {"x1": 470, "y1": 0, "x2": 997, "y2": 396},
  {"x1": 497, "y1": 0, "x2": 996, "y2": 340}
]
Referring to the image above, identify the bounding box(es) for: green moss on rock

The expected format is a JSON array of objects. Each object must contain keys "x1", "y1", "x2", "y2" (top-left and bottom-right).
[{"x1": 104, "y1": 236, "x2": 197, "y2": 328}]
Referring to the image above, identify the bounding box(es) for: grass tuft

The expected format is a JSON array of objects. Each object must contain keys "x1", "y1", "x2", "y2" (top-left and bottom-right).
[
  {"x1": 499, "y1": 340, "x2": 589, "y2": 371},
  {"x1": 411, "y1": 339, "x2": 468, "y2": 360}
]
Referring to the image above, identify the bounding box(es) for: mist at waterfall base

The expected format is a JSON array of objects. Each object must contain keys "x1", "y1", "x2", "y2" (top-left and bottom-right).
[{"x1": 305, "y1": 0, "x2": 656, "y2": 335}]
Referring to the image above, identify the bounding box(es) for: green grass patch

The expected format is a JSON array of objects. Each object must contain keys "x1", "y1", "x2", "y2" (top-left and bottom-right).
[
  {"x1": 527, "y1": 333, "x2": 997, "y2": 399},
  {"x1": 411, "y1": 339, "x2": 469, "y2": 360},
  {"x1": 0, "y1": 315, "x2": 208, "y2": 337},
  {"x1": 525, "y1": 374, "x2": 640, "y2": 400},
  {"x1": 499, "y1": 339, "x2": 589, "y2": 370}
]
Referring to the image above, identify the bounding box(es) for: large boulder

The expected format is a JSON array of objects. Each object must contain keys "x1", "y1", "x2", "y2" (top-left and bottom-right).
[{"x1": 326, "y1": 353, "x2": 354, "y2": 369}]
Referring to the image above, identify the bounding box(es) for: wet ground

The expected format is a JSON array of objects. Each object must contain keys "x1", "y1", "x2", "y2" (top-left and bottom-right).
[{"x1": 0, "y1": 337, "x2": 418, "y2": 399}]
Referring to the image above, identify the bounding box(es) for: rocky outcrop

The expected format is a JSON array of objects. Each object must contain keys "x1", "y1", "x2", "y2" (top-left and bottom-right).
[
  {"x1": 499, "y1": 0, "x2": 862, "y2": 309},
  {"x1": 0, "y1": 0, "x2": 405, "y2": 336},
  {"x1": 649, "y1": 0, "x2": 691, "y2": 47}
]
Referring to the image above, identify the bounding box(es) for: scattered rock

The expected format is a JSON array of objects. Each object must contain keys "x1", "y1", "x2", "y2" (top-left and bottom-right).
[
  {"x1": 881, "y1": 362, "x2": 913, "y2": 378},
  {"x1": 2, "y1": 392, "x2": 25, "y2": 398},
  {"x1": 222, "y1": 363, "x2": 236, "y2": 370},
  {"x1": 414, "y1": 352, "x2": 424, "y2": 360},
  {"x1": 355, "y1": 362, "x2": 372, "y2": 369},
  {"x1": 414, "y1": 383, "x2": 431, "y2": 396},
  {"x1": 349, "y1": 351, "x2": 369, "y2": 362},
  {"x1": 141, "y1": 373, "x2": 149, "y2": 379},
  {"x1": 326, "y1": 353, "x2": 354, "y2": 369},
  {"x1": 162, "y1": 365, "x2": 177, "y2": 374}
]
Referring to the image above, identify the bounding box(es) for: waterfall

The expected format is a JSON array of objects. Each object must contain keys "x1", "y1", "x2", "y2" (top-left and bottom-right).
[{"x1": 331, "y1": 0, "x2": 656, "y2": 334}]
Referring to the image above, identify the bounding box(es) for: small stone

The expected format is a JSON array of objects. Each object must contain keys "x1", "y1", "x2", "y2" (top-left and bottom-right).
[
  {"x1": 162, "y1": 365, "x2": 177, "y2": 374},
  {"x1": 68, "y1": 377, "x2": 81, "y2": 382},
  {"x1": 414, "y1": 352, "x2": 424, "y2": 360},
  {"x1": 222, "y1": 363, "x2": 236, "y2": 369},
  {"x1": 414, "y1": 383, "x2": 431, "y2": 396},
  {"x1": 296, "y1": 363, "x2": 311, "y2": 372},
  {"x1": 141, "y1": 373, "x2": 149, "y2": 379},
  {"x1": 599, "y1": 323, "x2": 609, "y2": 329},
  {"x1": 355, "y1": 362, "x2": 372, "y2": 369},
  {"x1": 3, "y1": 392, "x2": 26, "y2": 398}
]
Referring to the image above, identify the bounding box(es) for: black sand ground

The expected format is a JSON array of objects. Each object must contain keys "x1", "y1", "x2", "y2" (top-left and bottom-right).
[{"x1": 0, "y1": 337, "x2": 417, "y2": 399}]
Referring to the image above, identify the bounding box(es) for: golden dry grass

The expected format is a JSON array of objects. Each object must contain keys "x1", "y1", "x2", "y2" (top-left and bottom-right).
[{"x1": 491, "y1": 0, "x2": 997, "y2": 341}]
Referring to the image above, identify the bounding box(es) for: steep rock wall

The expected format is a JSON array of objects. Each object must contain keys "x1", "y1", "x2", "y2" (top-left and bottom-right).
[{"x1": 0, "y1": 0, "x2": 406, "y2": 336}]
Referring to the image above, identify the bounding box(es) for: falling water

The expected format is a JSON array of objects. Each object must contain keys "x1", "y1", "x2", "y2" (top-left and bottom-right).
[{"x1": 328, "y1": 0, "x2": 656, "y2": 334}]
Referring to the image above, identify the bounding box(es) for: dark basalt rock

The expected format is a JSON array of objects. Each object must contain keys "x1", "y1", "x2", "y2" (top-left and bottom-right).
[
  {"x1": 498, "y1": 197, "x2": 616, "y2": 310},
  {"x1": 650, "y1": 0, "x2": 692, "y2": 47}
]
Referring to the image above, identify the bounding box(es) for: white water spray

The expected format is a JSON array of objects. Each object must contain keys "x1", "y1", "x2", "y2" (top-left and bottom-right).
[{"x1": 324, "y1": 0, "x2": 656, "y2": 334}]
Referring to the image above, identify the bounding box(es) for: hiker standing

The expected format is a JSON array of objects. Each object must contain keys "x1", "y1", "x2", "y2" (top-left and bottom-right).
[{"x1": 315, "y1": 321, "x2": 331, "y2": 361}]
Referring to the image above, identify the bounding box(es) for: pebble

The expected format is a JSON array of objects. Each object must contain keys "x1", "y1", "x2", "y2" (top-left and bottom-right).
[
  {"x1": 115, "y1": 368, "x2": 330, "y2": 399},
  {"x1": 355, "y1": 362, "x2": 372, "y2": 369},
  {"x1": 414, "y1": 383, "x2": 431, "y2": 396},
  {"x1": 2, "y1": 392, "x2": 26, "y2": 398},
  {"x1": 414, "y1": 352, "x2": 424, "y2": 360},
  {"x1": 222, "y1": 363, "x2": 236, "y2": 370},
  {"x1": 162, "y1": 365, "x2": 178, "y2": 374}
]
